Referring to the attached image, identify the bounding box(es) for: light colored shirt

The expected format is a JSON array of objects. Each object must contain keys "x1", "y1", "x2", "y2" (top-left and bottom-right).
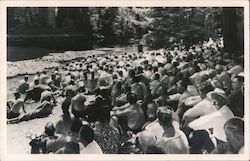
[
  {"x1": 189, "y1": 105, "x2": 234, "y2": 142},
  {"x1": 144, "y1": 120, "x2": 180, "y2": 139},
  {"x1": 169, "y1": 93, "x2": 182, "y2": 101},
  {"x1": 80, "y1": 140, "x2": 103, "y2": 154},
  {"x1": 183, "y1": 97, "x2": 217, "y2": 119},
  {"x1": 71, "y1": 94, "x2": 86, "y2": 112},
  {"x1": 156, "y1": 129, "x2": 189, "y2": 154},
  {"x1": 184, "y1": 95, "x2": 202, "y2": 107}
]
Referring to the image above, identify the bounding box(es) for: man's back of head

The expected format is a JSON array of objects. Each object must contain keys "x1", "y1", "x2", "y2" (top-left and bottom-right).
[{"x1": 79, "y1": 125, "x2": 94, "y2": 146}]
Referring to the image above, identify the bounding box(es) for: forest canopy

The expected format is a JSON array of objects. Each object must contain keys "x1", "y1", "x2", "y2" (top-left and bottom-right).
[{"x1": 8, "y1": 7, "x2": 244, "y2": 54}]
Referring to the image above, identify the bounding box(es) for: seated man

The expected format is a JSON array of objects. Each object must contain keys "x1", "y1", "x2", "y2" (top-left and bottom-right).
[
  {"x1": 79, "y1": 125, "x2": 103, "y2": 154},
  {"x1": 115, "y1": 85, "x2": 131, "y2": 106},
  {"x1": 211, "y1": 118, "x2": 244, "y2": 154},
  {"x1": 188, "y1": 91, "x2": 234, "y2": 143},
  {"x1": 138, "y1": 107, "x2": 189, "y2": 154},
  {"x1": 228, "y1": 75, "x2": 244, "y2": 118},
  {"x1": 71, "y1": 93, "x2": 87, "y2": 119},
  {"x1": 155, "y1": 108, "x2": 189, "y2": 154},
  {"x1": 182, "y1": 88, "x2": 224, "y2": 124},
  {"x1": 143, "y1": 106, "x2": 180, "y2": 138},
  {"x1": 47, "y1": 119, "x2": 83, "y2": 153},
  {"x1": 19, "y1": 90, "x2": 54, "y2": 122},
  {"x1": 7, "y1": 91, "x2": 26, "y2": 119},
  {"x1": 29, "y1": 122, "x2": 57, "y2": 154},
  {"x1": 113, "y1": 93, "x2": 145, "y2": 133},
  {"x1": 24, "y1": 79, "x2": 51, "y2": 102},
  {"x1": 55, "y1": 105, "x2": 74, "y2": 136},
  {"x1": 136, "y1": 131, "x2": 157, "y2": 153},
  {"x1": 18, "y1": 75, "x2": 30, "y2": 94}
]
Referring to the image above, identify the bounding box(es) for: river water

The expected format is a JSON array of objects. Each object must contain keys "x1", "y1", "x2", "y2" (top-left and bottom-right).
[{"x1": 7, "y1": 44, "x2": 140, "y2": 62}]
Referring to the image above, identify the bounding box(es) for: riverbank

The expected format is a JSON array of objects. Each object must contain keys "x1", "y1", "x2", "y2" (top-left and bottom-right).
[
  {"x1": 7, "y1": 50, "x2": 105, "y2": 78},
  {"x1": 7, "y1": 46, "x2": 137, "y2": 78}
]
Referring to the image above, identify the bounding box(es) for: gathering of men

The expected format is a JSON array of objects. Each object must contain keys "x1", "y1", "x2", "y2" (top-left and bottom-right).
[{"x1": 7, "y1": 38, "x2": 245, "y2": 154}]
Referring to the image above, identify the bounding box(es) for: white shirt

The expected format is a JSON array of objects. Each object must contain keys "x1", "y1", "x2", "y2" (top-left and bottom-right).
[
  {"x1": 156, "y1": 129, "x2": 189, "y2": 154},
  {"x1": 80, "y1": 141, "x2": 103, "y2": 154},
  {"x1": 184, "y1": 95, "x2": 202, "y2": 107},
  {"x1": 183, "y1": 97, "x2": 217, "y2": 119},
  {"x1": 189, "y1": 105, "x2": 234, "y2": 142},
  {"x1": 145, "y1": 120, "x2": 180, "y2": 139}
]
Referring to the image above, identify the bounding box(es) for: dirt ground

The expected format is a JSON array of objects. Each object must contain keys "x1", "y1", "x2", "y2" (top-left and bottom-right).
[{"x1": 7, "y1": 97, "x2": 64, "y2": 154}]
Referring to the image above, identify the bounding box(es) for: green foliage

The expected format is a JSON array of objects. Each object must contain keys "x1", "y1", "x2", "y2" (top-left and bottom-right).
[
  {"x1": 7, "y1": 7, "x2": 243, "y2": 51},
  {"x1": 89, "y1": 7, "x2": 151, "y2": 45},
  {"x1": 144, "y1": 7, "x2": 222, "y2": 49}
]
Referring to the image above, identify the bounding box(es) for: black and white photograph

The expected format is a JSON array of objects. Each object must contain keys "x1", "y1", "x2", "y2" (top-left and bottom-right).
[{"x1": 1, "y1": 0, "x2": 249, "y2": 160}]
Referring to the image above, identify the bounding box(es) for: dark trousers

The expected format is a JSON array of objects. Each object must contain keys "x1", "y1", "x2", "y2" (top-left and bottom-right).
[
  {"x1": 7, "y1": 111, "x2": 20, "y2": 119},
  {"x1": 189, "y1": 130, "x2": 215, "y2": 154}
]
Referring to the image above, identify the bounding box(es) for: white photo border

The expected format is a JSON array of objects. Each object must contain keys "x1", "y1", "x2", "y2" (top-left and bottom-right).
[{"x1": 0, "y1": 0, "x2": 249, "y2": 161}]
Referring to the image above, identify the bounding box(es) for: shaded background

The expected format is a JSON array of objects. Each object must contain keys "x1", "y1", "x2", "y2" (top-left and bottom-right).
[{"x1": 7, "y1": 7, "x2": 244, "y2": 61}]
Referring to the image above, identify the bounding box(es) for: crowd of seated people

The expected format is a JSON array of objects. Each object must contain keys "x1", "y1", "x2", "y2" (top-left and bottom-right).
[{"x1": 8, "y1": 38, "x2": 245, "y2": 154}]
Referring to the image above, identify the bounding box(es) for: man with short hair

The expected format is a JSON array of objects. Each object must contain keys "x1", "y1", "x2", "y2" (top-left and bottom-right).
[
  {"x1": 188, "y1": 91, "x2": 234, "y2": 143},
  {"x1": 113, "y1": 93, "x2": 145, "y2": 133},
  {"x1": 79, "y1": 125, "x2": 103, "y2": 154},
  {"x1": 18, "y1": 75, "x2": 29, "y2": 94},
  {"x1": 228, "y1": 75, "x2": 244, "y2": 118},
  {"x1": 143, "y1": 107, "x2": 189, "y2": 154},
  {"x1": 211, "y1": 118, "x2": 244, "y2": 154},
  {"x1": 71, "y1": 93, "x2": 87, "y2": 119}
]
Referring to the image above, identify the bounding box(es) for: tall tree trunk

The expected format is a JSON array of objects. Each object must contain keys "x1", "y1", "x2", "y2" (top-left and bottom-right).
[
  {"x1": 222, "y1": 8, "x2": 238, "y2": 56},
  {"x1": 48, "y1": 7, "x2": 56, "y2": 29}
]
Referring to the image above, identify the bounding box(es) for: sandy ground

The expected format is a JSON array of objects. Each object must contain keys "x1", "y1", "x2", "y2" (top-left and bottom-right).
[{"x1": 7, "y1": 97, "x2": 64, "y2": 154}]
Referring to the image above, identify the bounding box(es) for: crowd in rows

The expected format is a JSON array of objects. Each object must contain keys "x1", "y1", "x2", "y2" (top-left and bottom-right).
[{"x1": 7, "y1": 38, "x2": 245, "y2": 154}]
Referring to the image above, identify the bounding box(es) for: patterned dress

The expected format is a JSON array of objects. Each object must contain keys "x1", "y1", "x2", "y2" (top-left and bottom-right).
[{"x1": 94, "y1": 123, "x2": 120, "y2": 154}]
